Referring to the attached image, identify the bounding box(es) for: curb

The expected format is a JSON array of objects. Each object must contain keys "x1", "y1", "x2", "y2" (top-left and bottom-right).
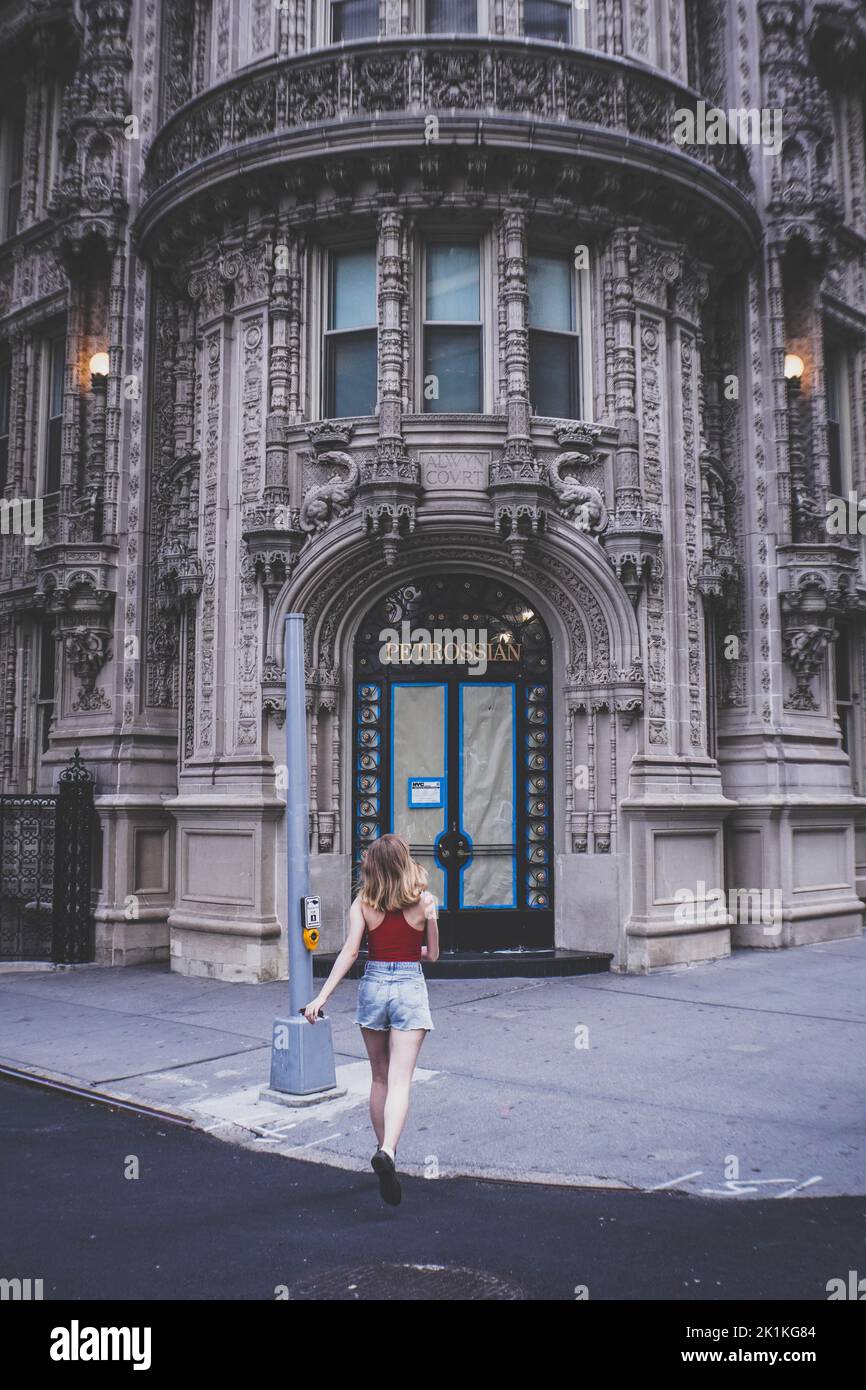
[
  {"x1": 0, "y1": 1057, "x2": 636, "y2": 1192},
  {"x1": 0, "y1": 1061, "x2": 197, "y2": 1125}
]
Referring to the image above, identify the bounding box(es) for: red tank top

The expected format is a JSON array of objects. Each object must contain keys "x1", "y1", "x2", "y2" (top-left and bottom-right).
[{"x1": 366, "y1": 908, "x2": 423, "y2": 962}]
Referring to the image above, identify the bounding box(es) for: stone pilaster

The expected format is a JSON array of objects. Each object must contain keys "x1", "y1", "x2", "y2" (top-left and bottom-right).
[
  {"x1": 164, "y1": 243, "x2": 284, "y2": 980},
  {"x1": 376, "y1": 209, "x2": 406, "y2": 456},
  {"x1": 500, "y1": 207, "x2": 532, "y2": 461}
]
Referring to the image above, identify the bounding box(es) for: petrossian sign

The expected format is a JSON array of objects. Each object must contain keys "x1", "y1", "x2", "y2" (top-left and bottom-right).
[{"x1": 378, "y1": 622, "x2": 522, "y2": 676}]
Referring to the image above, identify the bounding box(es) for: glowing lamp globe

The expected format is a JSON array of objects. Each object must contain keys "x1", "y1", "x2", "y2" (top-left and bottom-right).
[{"x1": 784, "y1": 354, "x2": 804, "y2": 381}]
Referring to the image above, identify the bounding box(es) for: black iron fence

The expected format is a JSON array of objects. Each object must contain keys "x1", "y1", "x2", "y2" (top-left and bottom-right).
[{"x1": 0, "y1": 750, "x2": 96, "y2": 963}]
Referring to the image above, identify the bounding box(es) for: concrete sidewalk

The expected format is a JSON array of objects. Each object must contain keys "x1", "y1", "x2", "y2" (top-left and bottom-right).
[{"x1": 1, "y1": 936, "x2": 864, "y2": 1199}]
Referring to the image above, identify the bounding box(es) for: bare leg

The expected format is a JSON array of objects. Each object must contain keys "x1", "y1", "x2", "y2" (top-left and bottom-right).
[
  {"x1": 383, "y1": 1028, "x2": 427, "y2": 1156},
  {"x1": 360, "y1": 1027, "x2": 391, "y2": 1148}
]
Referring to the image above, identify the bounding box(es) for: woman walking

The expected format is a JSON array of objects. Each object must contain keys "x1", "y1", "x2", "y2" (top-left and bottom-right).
[{"x1": 302, "y1": 833, "x2": 439, "y2": 1205}]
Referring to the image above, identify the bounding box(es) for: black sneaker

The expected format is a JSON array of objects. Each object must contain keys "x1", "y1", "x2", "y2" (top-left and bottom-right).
[{"x1": 371, "y1": 1148, "x2": 402, "y2": 1206}]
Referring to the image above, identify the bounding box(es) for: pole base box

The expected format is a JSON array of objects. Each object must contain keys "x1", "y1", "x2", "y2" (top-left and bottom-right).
[{"x1": 269, "y1": 1014, "x2": 338, "y2": 1095}]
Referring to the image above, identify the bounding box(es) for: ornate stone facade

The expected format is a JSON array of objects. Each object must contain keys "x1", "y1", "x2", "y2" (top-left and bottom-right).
[{"x1": 1, "y1": 0, "x2": 865, "y2": 978}]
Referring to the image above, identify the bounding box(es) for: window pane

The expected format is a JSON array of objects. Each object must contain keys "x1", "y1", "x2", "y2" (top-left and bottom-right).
[
  {"x1": 330, "y1": 248, "x2": 376, "y2": 330},
  {"x1": 825, "y1": 346, "x2": 841, "y2": 420},
  {"x1": 424, "y1": 326, "x2": 480, "y2": 412},
  {"x1": 426, "y1": 244, "x2": 479, "y2": 321},
  {"x1": 331, "y1": 0, "x2": 379, "y2": 41},
  {"x1": 39, "y1": 623, "x2": 56, "y2": 700},
  {"x1": 530, "y1": 330, "x2": 579, "y2": 418},
  {"x1": 46, "y1": 416, "x2": 62, "y2": 492},
  {"x1": 6, "y1": 184, "x2": 20, "y2": 238},
  {"x1": 825, "y1": 345, "x2": 846, "y2": 494},
  {"x1": 9, "y1": 118, "x2": 24, "y2": 180},
  {"x1": 524, "y1": 0, "x2": 571, "y2": 42},
  {"x1": 0, "y1": 363, "x2": 9, "y2": 491},
  {"x1": 835, "y1": 623, "x2": 851, "y2": 701},
  {"x1": 0, "y1": 363, "x2": 10, "y2": 435},
  {"x1": 426, "y1": 0, "x2": 477, "y2": 32},
  {"x1": 326, "y1": 329, "x2": 377, "y2": 417},
  {"x1": 50, "y1": 337, "x2": 65, "y2": 416},
  {"x1": 528, "y1": 254, "x2": 574, "y2": 331},
  {"x1": 828, "y1": 420, "x2": 843, "y2": 496}
]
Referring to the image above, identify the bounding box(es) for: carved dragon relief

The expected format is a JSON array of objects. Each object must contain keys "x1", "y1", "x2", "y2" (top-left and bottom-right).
[
  {"x1": 548, "y1": 452, "x2": 609, "y2": 535},
  {"x1": 299, "y1": 451, "x2": 361, "y2": 535}
]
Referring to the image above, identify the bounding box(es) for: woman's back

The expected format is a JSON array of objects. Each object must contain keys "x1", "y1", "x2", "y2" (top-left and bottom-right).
[{"x1": 366, "y1": 908, "x2": 423, "y2": 962}]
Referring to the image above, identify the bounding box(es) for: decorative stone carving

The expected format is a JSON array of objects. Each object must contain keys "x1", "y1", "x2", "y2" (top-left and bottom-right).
[
  {"x1": 547, "y1": 428, "x2": 609, "y2": 537},
  {"x1": 548, "y1": 454, "x2": 608, "y2": 534},
  {"x1": 779, "y1": 539, "x2": 861, "y2": 710},
  {"x1": 242, "y1": 502, "x2": 306, "y2": 593},
  {"x1": 261, "y1": 655, "x2": 286, "y2": 728},
  {"x1": 359, "y1": 450, "x2": 422, "y2": 567},
  {"x1": 488, "y1": 449, "x2": 548, "y2": 570},
  {"x1": 52, "y1": 0, "x2": 132, "y2": 257},
  {"x1": 306, "y1": 420, "x2": 354, "y2": 451},
  {"x1": 142, "y1": 40, "x2": 753, "y2": 230},
  {"x1": 760, "y1": 0, "x2": 842, "y2": 259},
  {"x1": 62, "y1": 625, "x2": 112, "y2": 714},
  {"x1": 299, "y1": 451, "x2": 361, "y2": 536},
  {"x1": 697, "y1": 454, "x2": 739, "y2": 605},
  {"x1": 783, "y1": 621, "x2": 836, "y2": 711}
]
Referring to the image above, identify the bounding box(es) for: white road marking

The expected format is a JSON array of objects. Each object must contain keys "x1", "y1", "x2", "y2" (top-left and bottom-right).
[
  {"x1": 648, "y1": 1170, "x2": 703, "y2": 1191},
  {"x1": 698, "y1": 1177, "x2": 824, "y2": 1197},
  {"x1": 775, "y1": 1176, "x2": 823, "y2": 1198},
  {"x1": 286, "y1": 1132, "x2": 343, "y2": 1150}
]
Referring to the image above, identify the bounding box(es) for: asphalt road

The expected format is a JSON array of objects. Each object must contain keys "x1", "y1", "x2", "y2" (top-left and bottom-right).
[{"x1": 2, "y1": 1077, "x2": 865, "y2": 1302}]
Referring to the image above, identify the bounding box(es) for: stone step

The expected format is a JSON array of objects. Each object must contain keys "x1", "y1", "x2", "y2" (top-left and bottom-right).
[{"x1": 314, "y1": 948, "x2": 612, "y2": 980}]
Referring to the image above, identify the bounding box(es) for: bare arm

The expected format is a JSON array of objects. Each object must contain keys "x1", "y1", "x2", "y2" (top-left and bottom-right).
[
  {"x1": 302, "y1": 897, "x2": 367, "y2": 1021},
  {"x1": 421, "y1": 890, "x2": 440, "y2": 963}
]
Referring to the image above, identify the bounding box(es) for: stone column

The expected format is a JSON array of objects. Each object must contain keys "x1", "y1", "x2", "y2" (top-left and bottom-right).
[
  {"x1": 620, "y1": 236, "x2": 737, "y2": 972},
  {"x1": 376, "y1": 209, "x2": 407, "y2": 456},
  {"x1": 716, "y1": 241, "x2": 865, "y2": 949},
  {"x1": 609, "y1": 228, "x2": 640, "y2": 512},
  {"x1": 499, "y1": 207, "x2": 532, "y2": 462},
  {"x1": 164, "y1": 244, "x2": 285, "y2": 981}
]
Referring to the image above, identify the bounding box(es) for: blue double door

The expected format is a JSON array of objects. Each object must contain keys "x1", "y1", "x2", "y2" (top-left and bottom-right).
[
  {"x1": 355, "y1": 671, "x2": 553, "y2": 953},
  {"x1": 352, "y1": 574, "x2": 554, "y2": 953}
]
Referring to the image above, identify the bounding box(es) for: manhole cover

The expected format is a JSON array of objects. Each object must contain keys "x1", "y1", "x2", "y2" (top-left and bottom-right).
[{"x1": 287, "y1": 1263, "x2": 525, "y2": 1300}]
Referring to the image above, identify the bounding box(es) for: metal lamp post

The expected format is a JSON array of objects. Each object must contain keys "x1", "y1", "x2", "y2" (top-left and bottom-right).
[{"x1": 264, "y1": 614, "x2": 342, "y2": 1101}]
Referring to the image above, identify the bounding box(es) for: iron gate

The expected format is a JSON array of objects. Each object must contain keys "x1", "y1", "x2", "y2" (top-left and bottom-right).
[{"x1": 0, "y1": 749, "x2": 96, "y2": 963}]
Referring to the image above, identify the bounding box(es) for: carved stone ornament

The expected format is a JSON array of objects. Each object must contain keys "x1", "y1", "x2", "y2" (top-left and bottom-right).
[
  {"x1": 306, "y1": 420, "x2": 355, "y2": 452},
  {"x1": 548, "y1": 453, "x2": 609, "y2": 535},
  {"x1": 242, "y1": 502, "x2": 306, "y2": 591},
  {"x1": 299, "y1": 451, "x2": 361, "y2": 535},
  {"x1": 488, "y1": 446, "x2": 548, "y2": 570},
  {"x1": 261, "y1": 655, "x2": 286, "y2": 728},
  {"x1": 782, "y1": 620, "x2": 836, "y2": 712},
  {"x1": 358, "y1": 450, "x2": 422, "y2": 567},
  {"x1": 61, "y1": 624, "x2": 112, "y2": 714}
]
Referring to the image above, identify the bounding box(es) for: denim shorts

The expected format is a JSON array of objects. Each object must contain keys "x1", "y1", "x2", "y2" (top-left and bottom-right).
[{"x1": 355, "y1": 961, "x2": 434, "y2": 1032}]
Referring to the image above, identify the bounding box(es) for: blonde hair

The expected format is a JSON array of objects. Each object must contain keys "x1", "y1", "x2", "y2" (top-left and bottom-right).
[{"x1": 358, "y1": 833, "x2": 429, "y2": 912}]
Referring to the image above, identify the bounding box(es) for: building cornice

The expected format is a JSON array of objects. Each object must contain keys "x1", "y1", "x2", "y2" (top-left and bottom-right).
[{"x1": 135, "y1": 38, "x2": 760, "y2": 267}]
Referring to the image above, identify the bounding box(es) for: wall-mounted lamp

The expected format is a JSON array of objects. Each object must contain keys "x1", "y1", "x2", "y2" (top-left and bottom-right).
[
  {"x1": 784, "y1": 353, "x2": 805, "y2": 381},
  {"x1": 89, "y1": 351, "x2": 110, "y2": 386}
]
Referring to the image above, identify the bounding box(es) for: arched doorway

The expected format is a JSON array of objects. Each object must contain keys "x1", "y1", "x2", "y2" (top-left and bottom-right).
[{"x1": 352, "y1": 574, "x2": 553, "y2": 953}]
